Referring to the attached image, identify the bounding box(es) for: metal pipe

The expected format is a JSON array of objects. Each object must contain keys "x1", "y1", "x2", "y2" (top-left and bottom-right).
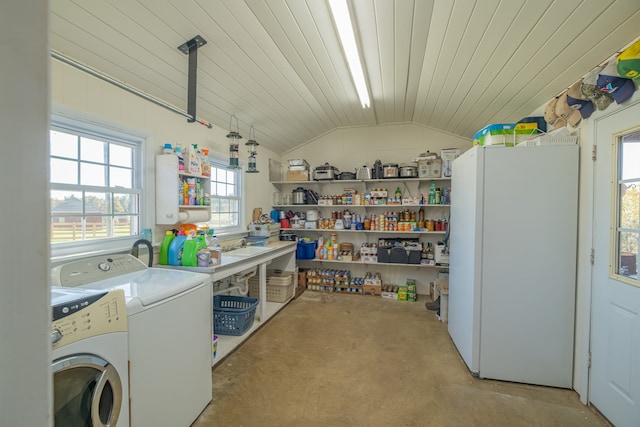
[{"x1": 51, "y1": 50, "x2": 213, "y2": 128}]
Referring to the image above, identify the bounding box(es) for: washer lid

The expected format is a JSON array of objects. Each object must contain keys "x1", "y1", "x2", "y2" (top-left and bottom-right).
[
  {"x1": 50, "y1": 286, "x2": 107, "y2": 306},
  {"x1": 75, "y1": 268, "x2": 209, "y2": 313}
]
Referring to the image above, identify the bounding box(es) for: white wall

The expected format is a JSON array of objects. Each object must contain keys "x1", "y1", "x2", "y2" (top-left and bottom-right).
[
  {"x1": 51, "y1": 59, "x2": 279, "y2": 244},
  {"x1": 0, "y1": 3, "x2": 51, "y2": 426},
  {"x1": 283, "y1": 123, "x2": 472, "y2": 170}
]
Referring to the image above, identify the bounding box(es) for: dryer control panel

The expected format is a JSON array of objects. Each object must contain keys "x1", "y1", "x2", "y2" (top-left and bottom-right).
[
  {"x1": 51, "y1": 289, "x2": 128, "y2": 349},
  {"x1": 51, "y1": 254, "x2": 148, "y2": 287}
]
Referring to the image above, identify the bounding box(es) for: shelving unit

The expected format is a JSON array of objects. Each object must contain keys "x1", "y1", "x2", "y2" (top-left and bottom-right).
[
  {"x1": 271, "y1": 177, "x2": 451, "y2": 295},
  {"x1": 156, "y1": 154, "x2": 211, "y2": 225}
]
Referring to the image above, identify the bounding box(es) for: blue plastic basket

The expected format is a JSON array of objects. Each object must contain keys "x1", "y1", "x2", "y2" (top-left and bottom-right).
[{"x1": 213, "y1": 295, "x2": 259, "y2": 336}]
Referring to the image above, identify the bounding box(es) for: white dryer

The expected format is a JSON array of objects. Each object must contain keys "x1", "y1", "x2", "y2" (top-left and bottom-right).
[
  {"x1": 51, "y1": 286, "x2": 129, "y2": 427},
  {"x1": 53, "y1": 254, "x2": 213, "y2": 427}
]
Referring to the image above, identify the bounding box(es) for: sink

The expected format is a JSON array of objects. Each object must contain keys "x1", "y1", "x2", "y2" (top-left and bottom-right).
[{"x1": 225, "y1": 246, "x2": 272, "y2": 257}]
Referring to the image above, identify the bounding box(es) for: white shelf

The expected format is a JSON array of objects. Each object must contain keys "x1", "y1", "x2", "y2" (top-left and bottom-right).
[
  {"x1": 284, "y1": 228, "x2": 446, "y2": 235},
  {"x1": 271, "y1": 177, "x2": 451, "y2": 185},
  {"x1": 274, "y1": 204, "x2": 450, "y2": 209},
  {"x1": 296, "y1": 258, "x2": 449, "y2": 268}
]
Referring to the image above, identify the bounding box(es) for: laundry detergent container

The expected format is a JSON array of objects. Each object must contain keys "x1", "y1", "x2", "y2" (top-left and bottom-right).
[{"x1": 296, "y1": 239, "x2": 317, "y2": 260}]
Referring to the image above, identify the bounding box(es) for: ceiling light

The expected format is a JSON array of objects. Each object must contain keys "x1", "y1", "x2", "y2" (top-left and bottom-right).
[{"x1": 328, "y1": 0, "x2": 370, "y2": 108}]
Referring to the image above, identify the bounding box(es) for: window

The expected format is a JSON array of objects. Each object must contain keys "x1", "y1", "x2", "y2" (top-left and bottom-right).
[
  {"x1": 207, "y1": 159, "x2": 243, "y2": 234},
  {"x1": 615, "y1": 128, "x2": 640, "y2": 282},
  {"x1": 50, "y1": 117, "x2": 143, "y2": 256}
]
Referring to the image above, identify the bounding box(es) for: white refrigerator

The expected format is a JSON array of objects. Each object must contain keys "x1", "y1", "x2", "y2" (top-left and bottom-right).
[{"x1": 447, "y1": 144, "x2": 578, "y2": 388}]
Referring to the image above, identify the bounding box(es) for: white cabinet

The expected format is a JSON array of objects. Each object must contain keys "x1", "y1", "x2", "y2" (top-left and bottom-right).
[{"x1": 155, "y1": 154, "x2": 211, "y2": 225}]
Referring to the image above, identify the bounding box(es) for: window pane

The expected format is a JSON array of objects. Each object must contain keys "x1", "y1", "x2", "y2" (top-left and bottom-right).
[
  {"x1": 618, "y1": 231, "x2": 638, "y2": 278},
  {"x1": 80, "y1": 137, "x2": 105, "y2": 163},
  {"x1": 51, "y1": 158, "x2": 78, "y2": 184},
  {"x1": 110, "y1": 144, "x2": 132, "y2": 167},
  {"x1": 85, "y1": 216, "x2": 108, "y2": 240},
  {"x1": 620, "y1": 182, "x2": 639, "y2": 229},
  {"x1": 110, "y1": 166, "x2": 132, "y2": 188},
  {"x1": 51, "y1": 191, "x2": 82, "y2": 211},
  {"x1": 226, "y1": 170, "x2": 236, "y2": 184},
  {"x1": 85, "y1": 192, "x2": 108, "y2": 215},
  {"x1": 616, "y1": 129, "x2": 640, "y2": 282},
  {"x1": 114, "y1": 215, "x2": 134, "y2": 237},
  {"x1": 621, "y1": 135, "x2": 640, "y2": 180},
  {"x1": 50, "y1": 131, "x2": 78, "y2": 158},
  {"x1": 114, "y1": 193, "x2": 136, "y2": 214},
  {"x1": 81, "y1": 163, "x2": 106, "y2": 186},
  {"x1": 51, "y1": 217, "x2": 83, "y2": 243}
]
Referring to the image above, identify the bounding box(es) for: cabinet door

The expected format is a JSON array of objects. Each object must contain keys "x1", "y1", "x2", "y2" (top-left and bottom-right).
[{"x1": 156, "y1": 154, "x2": 180, "y2": 224}]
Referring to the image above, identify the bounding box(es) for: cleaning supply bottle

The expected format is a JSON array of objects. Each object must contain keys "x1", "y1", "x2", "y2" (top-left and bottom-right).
[
  {"x1": 175, "y1": 145, "x2": 185, "y2": 171},
  {"x1": 168, "y1": 231, "x2": 187, "y2": 266},
  {"x1": 162, "y1": 143, "x2": 173, "y2": 154},
  {"x1": 159, "y1": 230, "x2": 176, "y2": 265},
  {"x1": 181, "y1": 234, "x2": 198, "y2": 267}
]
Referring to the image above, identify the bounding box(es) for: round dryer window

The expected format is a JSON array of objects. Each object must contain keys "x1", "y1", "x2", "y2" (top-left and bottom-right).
[{"x1": 52, "y1": 354, "x2": 123, "y2": 427}]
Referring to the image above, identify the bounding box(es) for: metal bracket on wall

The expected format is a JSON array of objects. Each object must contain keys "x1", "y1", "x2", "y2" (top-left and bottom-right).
[{"x1": 178, "y1": 35, "x2": 207, "y2": 124}]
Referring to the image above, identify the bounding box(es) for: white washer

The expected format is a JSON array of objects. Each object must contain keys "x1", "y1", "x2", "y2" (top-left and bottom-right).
[
  {"x1": 53, "y1": 254, "x2": 213, "y2": 427},
  {"x1": 51, "y1": 286, "x2": 129, "y2": 427}
]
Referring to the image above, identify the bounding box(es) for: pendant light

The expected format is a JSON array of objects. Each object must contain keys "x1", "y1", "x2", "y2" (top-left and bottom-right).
[
  {"x1": 226, "y1": 115, "x2": 242, "y2": 169},
  {"x1": 245, "y1": 125, "x2": 260, "y2": 173}
]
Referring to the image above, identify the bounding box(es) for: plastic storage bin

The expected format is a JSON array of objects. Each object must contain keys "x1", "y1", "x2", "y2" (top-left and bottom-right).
[
  {"x1": 248, "y1": 270, "x2": 295, "y2": 302},
  {"x1": 213, "y1": 295, "x2": 259, "y2": 336},
  {"x1": 296, "y1": 240, "x2": 317, "y2": 260}
]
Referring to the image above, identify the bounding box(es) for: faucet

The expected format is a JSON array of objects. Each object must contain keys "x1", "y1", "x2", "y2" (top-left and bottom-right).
[
  {"x1": 131, "y1": 239, "x2": 153, "y2": 267},
  {"x1": 224, "y1": 238, "x2": 246, "y2": 252}
]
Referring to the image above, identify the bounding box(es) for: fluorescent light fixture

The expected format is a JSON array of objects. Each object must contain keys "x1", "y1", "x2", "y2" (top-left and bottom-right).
[{"x1": 329, "y1": 0, "x2": 371, "y2": 108}]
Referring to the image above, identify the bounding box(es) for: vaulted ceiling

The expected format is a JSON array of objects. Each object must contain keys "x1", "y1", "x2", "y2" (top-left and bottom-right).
[{"x1": 50, "y1": 0, "x2": 640, "y2": 154}]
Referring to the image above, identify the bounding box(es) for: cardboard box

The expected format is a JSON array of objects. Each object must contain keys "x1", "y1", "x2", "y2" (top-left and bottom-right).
[
  {"x1": 381, "y1": 291, "x2": 398, "y2": 300},
  {"x1": 360, "y1": 255, "x2": 378, "y2": 263},
  {"x1": 418, "y1": 158, "x2": 442, "y2": 178},
  {"x1": 440, "y1": 148, "x2": 460, "y2": 178},
  {"x1": 363, "y1": 284, "x2": 382, "y2": 297},
  {"x1": 287, "y1": 169, "x2": 310, "y2": 181}
]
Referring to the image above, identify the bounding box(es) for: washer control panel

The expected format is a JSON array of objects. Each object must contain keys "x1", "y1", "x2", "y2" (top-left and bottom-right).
[
  {"x1": 51, "y1": 289, "x2": 127, "y2": 349},
  {"x1": 51, "y1": 254, "x2": 147, "y2": 287}
]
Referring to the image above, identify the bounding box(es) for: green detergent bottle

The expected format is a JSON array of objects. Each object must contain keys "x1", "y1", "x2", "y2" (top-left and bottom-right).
[
  {"x1": 159, "y1": 230, "x2": 175, "y2": 265},
  {"x1": 181, "y1": 235, "x2": 198, "y2": 267}
]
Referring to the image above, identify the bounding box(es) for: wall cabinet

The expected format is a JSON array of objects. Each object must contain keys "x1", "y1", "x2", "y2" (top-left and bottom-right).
[{"x1": 156, "y1": 154, "x2": 211, "y2": 225}]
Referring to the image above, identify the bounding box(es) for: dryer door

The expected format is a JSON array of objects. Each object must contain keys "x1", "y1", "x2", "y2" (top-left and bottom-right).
[{"x1": 52, "y1": 354, "x2": 123, "y2": 427}]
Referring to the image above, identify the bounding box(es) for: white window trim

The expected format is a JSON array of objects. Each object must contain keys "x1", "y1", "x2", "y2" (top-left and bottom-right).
[
  {"x1": 208, "y1": 153, "x2": 245, "y2": 237},
  {"x1": 50, "y1": 113, "x2": 146, "y2": 261}
]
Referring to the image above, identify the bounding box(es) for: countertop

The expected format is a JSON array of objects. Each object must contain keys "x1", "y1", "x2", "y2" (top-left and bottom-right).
[{"x1": 155, "y1": 240, "x2": 297, "y2": 280}]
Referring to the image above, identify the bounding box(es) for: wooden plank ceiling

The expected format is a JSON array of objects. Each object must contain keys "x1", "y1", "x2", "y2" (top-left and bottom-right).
[{"x1": 50, "y1": 0, "x2": 640, "y2": 154}]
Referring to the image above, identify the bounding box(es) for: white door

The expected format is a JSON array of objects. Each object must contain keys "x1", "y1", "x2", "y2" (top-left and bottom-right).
[{"x1": 590, "y1": 100, "x2": 640, "y2": 426}]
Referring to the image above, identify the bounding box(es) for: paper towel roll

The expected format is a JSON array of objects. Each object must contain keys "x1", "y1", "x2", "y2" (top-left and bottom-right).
[{"x1": 178, "y1": 210, "x2": 210, "y2": 223}]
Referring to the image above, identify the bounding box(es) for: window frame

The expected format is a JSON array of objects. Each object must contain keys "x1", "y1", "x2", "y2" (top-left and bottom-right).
[
  {"x1": 612, "y1": 126, "x2": 640, "y2": 286},
  {"x1": 206, "y1": 155, "x2": 245, "y2": 236},
  {"x1": 50, "y1": 114, "x2": 145, "y2": 260}
]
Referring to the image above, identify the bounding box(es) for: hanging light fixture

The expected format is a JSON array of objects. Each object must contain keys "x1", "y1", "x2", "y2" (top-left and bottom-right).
[
  {"x1": 226, "y1": 115, "x2": 242, "y2": 169},
  {"x1": 245, "y1": 125, "x2": 260, "y2": 173}
]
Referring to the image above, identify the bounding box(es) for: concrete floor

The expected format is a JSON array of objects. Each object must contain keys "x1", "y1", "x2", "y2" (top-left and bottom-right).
[{"x1": 193, "y1": 292, "x2": 608, "y2": 427}]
